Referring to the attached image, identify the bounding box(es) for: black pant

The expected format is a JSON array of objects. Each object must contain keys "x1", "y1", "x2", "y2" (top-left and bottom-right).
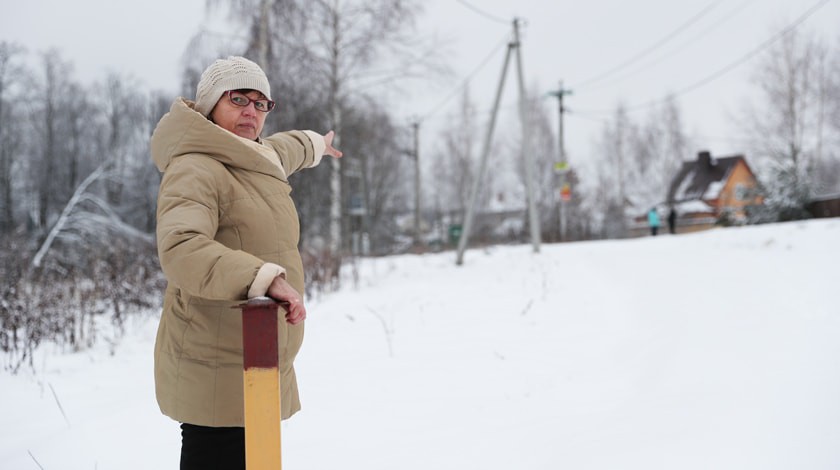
[{"x1": 180, "y1": 423, "x2": 245, "y2": 470}]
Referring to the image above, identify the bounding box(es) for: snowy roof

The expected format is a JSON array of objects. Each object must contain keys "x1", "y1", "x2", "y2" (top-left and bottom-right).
[
  {"x1": 703, "y1": 180, "x2": 725, "y2": 200},
  {"x1": 674, "y1": 199, "x2": 714, "y2": 213},
  {"x1": 668, "y1": 152, "x2": 748, "y2": 203}
]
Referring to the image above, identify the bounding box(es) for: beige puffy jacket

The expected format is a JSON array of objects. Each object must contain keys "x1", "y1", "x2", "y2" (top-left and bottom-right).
[{"x1": 151, "y1": 98, "x2": 325, "y2": 426}]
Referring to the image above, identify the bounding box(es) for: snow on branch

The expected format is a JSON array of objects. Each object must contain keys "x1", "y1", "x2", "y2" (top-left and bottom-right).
[{"x1": 29, "y1": 161, "x2": 149, "y2": 270}]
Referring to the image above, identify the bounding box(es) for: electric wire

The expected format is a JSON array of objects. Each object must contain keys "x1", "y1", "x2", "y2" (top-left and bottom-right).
[
  {"x1": 565, "y1": 109, "x2": 610, "y2": 124},
  {"x1": 578, "y1": 0, "x2": 833, "y2": 115},
  {"x1": 453, "y1": 0, "x2": 510, "y2": 25},
  {"x1": 419, "y1": 1, "x2": 829, "y2": 136},
  {"x1": 419, "y1": 34, "x2": 511, "y2": 122},
  {"x1": 694, "y1": 133, "x2": 757, "y2": 144},
  {"x1": 583, "y1": 0, "x2": 757, "y2": 92},
  {"x1": 571, "y1": 0, "x2": 723, "y2": 90}
]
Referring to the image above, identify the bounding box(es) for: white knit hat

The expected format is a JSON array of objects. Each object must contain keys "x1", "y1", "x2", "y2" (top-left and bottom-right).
[{"x1": 194, "y1": 56, "x2": 272, "y2": 117}]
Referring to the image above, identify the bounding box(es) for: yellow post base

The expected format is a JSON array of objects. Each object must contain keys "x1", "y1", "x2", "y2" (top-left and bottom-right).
[{"x1": 243, "y1": 367, "x2": 282, "y2": 469}]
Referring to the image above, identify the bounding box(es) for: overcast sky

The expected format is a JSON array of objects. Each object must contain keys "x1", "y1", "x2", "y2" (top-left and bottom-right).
[{"x1": 2, "y1": 0, "x2": 839, "y2": 173}]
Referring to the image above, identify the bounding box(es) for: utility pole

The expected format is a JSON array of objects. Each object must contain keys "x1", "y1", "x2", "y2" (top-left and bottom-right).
[
  {"x1": 455, "y1": 30, "x2": 512, "y2": 266},
  {"x1": 456, "y1": 17, "x2": 541, "y2": 265},
  {"x1": 514, "y1": 19, "x2": 541, "y2": 254},
  {"x1": 412, "y1": 121, "x2": 422, "y2": 248},
  {"x1": 548, "y1": 81, "x2": 572, "y2": 241}
]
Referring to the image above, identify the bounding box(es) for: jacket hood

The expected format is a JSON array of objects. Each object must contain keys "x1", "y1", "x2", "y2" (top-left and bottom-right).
[{"x1": 150, "y1": 98, "x2": 287, "y2": 179}]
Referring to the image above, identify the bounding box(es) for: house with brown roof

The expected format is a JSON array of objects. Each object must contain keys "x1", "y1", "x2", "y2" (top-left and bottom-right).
[{"x1": 666, "y1": 150, "x2": 762, "y2": 233}]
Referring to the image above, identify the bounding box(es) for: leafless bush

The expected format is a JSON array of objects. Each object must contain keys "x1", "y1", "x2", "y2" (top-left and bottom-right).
[
  {"x1": 300, "y1": 245, "x2": 342, "y2": 299},
  {"x1": 0, "y1": 232, "x2": 163, "y2": 372}
]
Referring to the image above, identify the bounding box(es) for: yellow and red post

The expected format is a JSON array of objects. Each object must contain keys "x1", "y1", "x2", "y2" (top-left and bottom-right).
[{"x1": 238, "y1": 297, "x2": 283, "y2": 470}]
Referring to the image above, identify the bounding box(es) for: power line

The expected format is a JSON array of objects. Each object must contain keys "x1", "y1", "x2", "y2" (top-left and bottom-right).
[
  {"x1": 420, "y1": 34, "x2": 510, "y2": 122},
  {"x1": 453, "y1": 0, "x2": 510, "y2": 25},
  {"x1": 572, "y1": 1, "x2": 723, "y2": 90},
  {"x1": 566, "y1": 109, "x2": 610, "y2": 124},
  {"x1": 693, "y1": 133, "x2": 756, "y2": 144},
  {"x1": 578, "y1": 0, "x2": 833, "y2": 115},
  {"x1": 584, "y1": 0, "x2": 757, "y2": 92},
  {"x1": 667, "y1": 0, "x2": 831, "y2": 97}
]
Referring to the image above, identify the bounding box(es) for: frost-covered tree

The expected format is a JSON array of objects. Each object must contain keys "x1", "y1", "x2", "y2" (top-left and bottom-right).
[
  {"x1": 590, "y1": 104, "x2": 634, "y2": 238},
  {"x1": 515, "y1": 87, "x2": 556, "y2": 239},
  {"x1": 0, "y1": 49, "x2": 166, "y2": 364},
  {"x1": 432, "y1": 87, "x2": 482, "y2": 219},
  {"x1": 0, "y1": 42, "x2": 27, "y2": 233},
  {"x1": 340, "y1": 102, "x2": 410, "y2": 253},
  {"x1": 203, "y1": 0, "x2": 439, "y2": 254},
  {"x1": 627, "y1": 96, "x2": 690, "y2": 208},
  {"x1": 740, "y1": 26, "x2": 840, "y2": 221},
  {"x1": 588, "y1": 97, "x2": 690, "y2": 238},
  {"x1": 31, "y1": 50, "x2": 74, "y2": 229}
]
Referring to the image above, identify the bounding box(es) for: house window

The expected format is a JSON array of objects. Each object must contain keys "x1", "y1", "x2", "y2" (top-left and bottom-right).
[{"x1": 734, "y1": 183, "x2": 747, "y2": 201}]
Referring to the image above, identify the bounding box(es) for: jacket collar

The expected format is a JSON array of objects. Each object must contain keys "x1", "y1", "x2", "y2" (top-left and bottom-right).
[{"x1": 151, "y1": 98, "x2": 287, "y2": 180}]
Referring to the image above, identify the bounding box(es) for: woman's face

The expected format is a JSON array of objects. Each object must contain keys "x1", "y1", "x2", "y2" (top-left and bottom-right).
[{"x1": 209, "y1": 89, "x2": 270, "y2": 140}]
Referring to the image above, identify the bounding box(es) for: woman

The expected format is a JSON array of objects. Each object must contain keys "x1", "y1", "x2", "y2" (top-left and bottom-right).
[
  {"x1": 150, "y1": 56, "x2": 342, "y2": 469},
  {"x1": 648, "y1": 207, "x2": 661, "y2": 236}
]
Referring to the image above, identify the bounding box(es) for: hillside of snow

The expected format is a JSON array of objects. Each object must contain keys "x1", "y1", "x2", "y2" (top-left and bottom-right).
[{"x1": 2, "y1": 219, "x2": 839, "y2": 469}]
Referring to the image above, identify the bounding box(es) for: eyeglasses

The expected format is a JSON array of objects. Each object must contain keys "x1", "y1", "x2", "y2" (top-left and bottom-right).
[{"x1": 225, "y1": 90, "x2": 275, "y2": 112}]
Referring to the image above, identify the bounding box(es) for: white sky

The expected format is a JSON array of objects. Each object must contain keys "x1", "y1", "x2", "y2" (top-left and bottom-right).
[{"x1": 2, "y1": 0, "x2": 839, "y2": 173}]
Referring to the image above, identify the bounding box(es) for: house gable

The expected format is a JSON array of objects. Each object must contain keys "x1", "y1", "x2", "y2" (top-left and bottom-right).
[
  {"x1": 668, "y1": 151, "x2": 759, "y2": 211},
  {"x1": 710, "y1": 160, "x2": 759, "y2": 210}
]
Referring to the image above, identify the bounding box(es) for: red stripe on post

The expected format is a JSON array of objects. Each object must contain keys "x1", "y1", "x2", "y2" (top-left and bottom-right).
[{"x1": 239, "y1": 298, "x2": 280, "y2": 370}]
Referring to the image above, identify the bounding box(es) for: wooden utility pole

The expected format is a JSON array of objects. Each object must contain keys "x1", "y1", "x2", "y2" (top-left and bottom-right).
[
  {"x1": 548, "y1": 81, "x2": 573, "y2": 241},
  {"x1": 456, "y1": 18, "x2": 540, "y2": 265}
]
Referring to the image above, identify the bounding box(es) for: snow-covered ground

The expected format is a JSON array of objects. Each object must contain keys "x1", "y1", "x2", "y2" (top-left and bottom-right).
[{"x1": 2, "y1": 219, "x2": 839, "y2": 469}]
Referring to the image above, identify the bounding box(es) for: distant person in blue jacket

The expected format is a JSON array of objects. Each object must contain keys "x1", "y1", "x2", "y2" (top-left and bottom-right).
[{"x1": 648, "y1": 207, "x2": 661, "y2": 236}]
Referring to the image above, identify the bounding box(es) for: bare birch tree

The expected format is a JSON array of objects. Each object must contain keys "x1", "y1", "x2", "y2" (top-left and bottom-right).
[
  {"x1": 204, "y1": 0, "x2": 438, "y2": 254},
  {"x1": 100, "y1": 73, "x2": 145, "y2": 206},
  {"x1": 0, "y1": 42, "x2": 27, "y2": 233},
  {"x1": 589, "y1": 97, "x2": 691, "y2": 237},
  {"x1": 522, "y1": 91, "x2": 557, "y2": 234},
  {"x1": 432, "y1": 87, "x2": 481, "y2": 221},
  {"x1": 590, "y1": 104, "x2": 635, "y2": 238},
  {"x1": 627, "y1": 96, "x2": 690, "y2": 209},
  {"x1": 301, "y1": 0, "x2": 430, "y2": 253},
  {"x1": 31, "y1": 50, "x2": 75, "y2": 230},
  {"x1": 340, "y1": 101, "x2": 409, "y2": 253},
  {"x1": 740, "y1": 26, "x2": 838, "y2": 220}
]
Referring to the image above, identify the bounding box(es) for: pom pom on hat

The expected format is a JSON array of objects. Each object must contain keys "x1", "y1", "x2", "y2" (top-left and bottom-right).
[{"x1": 194, "y1": 56, "x2": 271, "y2": 117}]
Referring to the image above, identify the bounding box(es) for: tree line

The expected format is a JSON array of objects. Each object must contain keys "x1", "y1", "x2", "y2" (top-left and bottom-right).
[
  {"x1": 582, "y1": 25, "x2": 840, "y2": 234},
  {"x1": 0, "y1": 0, "x2": 431, "y2": 368}
]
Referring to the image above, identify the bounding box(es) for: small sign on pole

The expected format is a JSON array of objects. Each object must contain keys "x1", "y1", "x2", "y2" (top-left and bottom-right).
[{"x1": 560, "y1": 183, "x2": 572, "y2": 201}]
